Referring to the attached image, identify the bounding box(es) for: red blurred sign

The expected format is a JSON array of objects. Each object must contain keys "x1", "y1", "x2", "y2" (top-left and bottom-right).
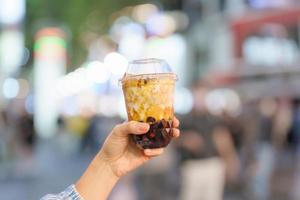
[{"x1": 231, "y1": 7, "x2": 300, "y2": 57}]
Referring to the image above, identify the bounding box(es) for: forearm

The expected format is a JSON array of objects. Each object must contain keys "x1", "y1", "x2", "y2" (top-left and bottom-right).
[
  {"x1": 42, "y1": 120, "x2": 178, "y2": 200},
  {"x1": 75, "y1": 153, "x2": 119, "y2": 200}
]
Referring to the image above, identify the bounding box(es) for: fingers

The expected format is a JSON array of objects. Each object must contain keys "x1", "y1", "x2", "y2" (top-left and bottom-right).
[
  {"x1": 172, "y1": 117, "x2": 180, "y2": 128},
  {"x1": 144, "y1": 148, "x2": 164, "y2": 157},
  {"x1": 113, "y1": 117, "x2": 180, "y2": 138},
  {"x1": 171, "y1": 128, "x2": 180, "y2": 138},
  {"x1": 113, "y1": 121, "x2": 150, "y2": 137},
  {"x1": 171, "y1": 117, "x2": 180, "y2": 138}
]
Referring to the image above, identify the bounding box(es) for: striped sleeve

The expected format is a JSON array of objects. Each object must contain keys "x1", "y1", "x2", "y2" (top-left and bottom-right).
[{"x1": 40, "y1": 185, "x2": 83, "y2": 200}]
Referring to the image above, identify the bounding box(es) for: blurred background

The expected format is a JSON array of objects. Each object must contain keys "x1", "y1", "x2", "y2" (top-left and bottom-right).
[{"x1": 1, "y1": 0, "x2": 300, "y2": 199}]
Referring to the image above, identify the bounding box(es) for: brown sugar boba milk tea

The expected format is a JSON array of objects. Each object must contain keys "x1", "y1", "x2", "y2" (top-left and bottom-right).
[{"x1": 121, "y1": 58, "x2": 177, "y2": 149}]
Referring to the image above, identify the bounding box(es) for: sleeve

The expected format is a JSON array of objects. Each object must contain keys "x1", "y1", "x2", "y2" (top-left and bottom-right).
[{"x1": 40, "y1": 185, "x2": 83, "y2": 200}]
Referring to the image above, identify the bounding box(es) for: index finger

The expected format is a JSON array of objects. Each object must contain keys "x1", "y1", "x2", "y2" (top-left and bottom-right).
[
  {"x1": 113, "y1": 121, "x2": 150, "y2": 137},
  {"x1": 173, "y1": 117, "x2": 180, "y2": 128}
]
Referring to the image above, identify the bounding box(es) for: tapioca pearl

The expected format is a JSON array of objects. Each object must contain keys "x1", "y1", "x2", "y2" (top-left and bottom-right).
[
  {"x1": 156, "y1": 137, "x2": 162, "y2": 144},
  {"x1": 146, "y1": 116, "x2": 156, "y2": 123},
  {"x1": 151, "y1": 122, "x2": 159, "y2": 130},
  {"x1": 149, "y1": 132, "x2": 155, "y2": 138},
  {"x1": 148, "y1": 140, "x2": 154, "y2": 145}
]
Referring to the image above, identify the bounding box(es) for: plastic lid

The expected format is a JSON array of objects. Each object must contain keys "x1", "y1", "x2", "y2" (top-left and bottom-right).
[
  {"x1": 120, "y1": 58, "x2": 177, "y2": 82},
  {"x1": 126, "y1": 58, "x2": 174, "y2": 75}
]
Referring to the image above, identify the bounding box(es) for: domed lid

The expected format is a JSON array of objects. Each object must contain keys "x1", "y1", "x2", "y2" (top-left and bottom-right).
[{"x1": 120, "y1": 58, "x2": 177, "y2": 83}]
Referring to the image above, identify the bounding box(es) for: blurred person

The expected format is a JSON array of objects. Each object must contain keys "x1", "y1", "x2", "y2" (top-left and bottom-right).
[
  {"x1": 219, "y1": 109, "x2": 246, "y2": 198},
  {"x1": 237, "y1": 100, "x2": 261, "y2": 197},
  {"x1": 13, "y1": 106, "x2": 37, "y2": 177},
  {"x1": 0, "y1": 110, "x2": 13, "y2": 172},
  {"x1": 177, "y1": 83, "x2": 240, "y2": 200},
  {"x1": 290, "y1": 99, "x2": 300, "y2": 200},
  {"x1": 273, "y1": 98, "x2": 293, "y2": 149},
  {"x1": 66, "y1": 116, "x2": 89, "y2": 137},
  {"x1": 0, "y1": 100, "x2": 37, "y2": 178},
  {"x1": 287, "y1": 99, "x2": 300, "y2": 152},
  {"x1": 81, "y1": 114, "x2": 107, "y2": 154},
  {"x1": 251, "y1": 97, "x2": 278, "y2": 200},
  {"x1": 18, "y1": 111, "x2": 35, "y2": 152},
  {"x1": 41, "y1": 118, "x2": 180, "y2": 200},
  {"x1": 220, "y1": 110, "x2": 244, "y2": 160},
  {"x1": 0, "y1": 111, "x2": 8, "y2": 158},
  {"x1": 55, "y1": 115, "x2": 81, "y2": 155},
  {"x1": 81, "y1": 115, "x2": 122, "y2": 154},
  {"x1": 135, "y1": 143, "x2": 180, "y2": 200},
  {"x1": 0, "y1": 107, "x2": 22, "y2": 176},
  {"x1": 271, "y1": 98, "x2": 297, "y2": 199}
]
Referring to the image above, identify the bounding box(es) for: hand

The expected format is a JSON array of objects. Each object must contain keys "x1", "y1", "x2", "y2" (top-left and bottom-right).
[
  {"x1": 76, "y1": 117, "x2": 180, "y2": 200},
  {"x1": 98, "y1": 117, "x2": 180, "y2": 177}
]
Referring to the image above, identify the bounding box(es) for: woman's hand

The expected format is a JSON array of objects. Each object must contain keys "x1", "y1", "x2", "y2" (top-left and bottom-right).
[
  {"x1": 76, "y1": 118, "x2": 180, "y2": 200},
  {"x1": 99, "y1": 117, "x2": 180, "y2": 177}
]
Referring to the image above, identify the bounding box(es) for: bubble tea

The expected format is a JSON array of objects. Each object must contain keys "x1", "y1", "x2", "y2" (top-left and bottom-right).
[{"x1": 121, "y1": 58, "x2": 177, "y2": 149}]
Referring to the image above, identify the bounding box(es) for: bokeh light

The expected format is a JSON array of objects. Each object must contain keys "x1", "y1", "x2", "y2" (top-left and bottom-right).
[
  {"x1": 0, "y1": 0, "x2": 25, "y2": 24},
  {"x1": 174, "y1": 87, "x2": 194, "y2": 114},
  {"x1": 16, "y1": 79, "x2": 30, "y2": 98},
  {"x1": 2, "y1": 78, "x2": 19, "y2": 99},
  {"x1": 205, "y1": 88, "x2": 241, "y2": 116},
  {"x1": 86, "y1": 61, "x2": 111, "y2": 84},
  {"x1": 132, "y1": 3, "x2": 158, "y2": 24},
  {"x1": 146, "y1": 12, "x2": 176, "y2": 36},
  {"x1": 104, "y1": 52, "x2": 128, "y2": 76},
  {"x1": 0, "y1": 30, "x2": 24, "y2": 75}
]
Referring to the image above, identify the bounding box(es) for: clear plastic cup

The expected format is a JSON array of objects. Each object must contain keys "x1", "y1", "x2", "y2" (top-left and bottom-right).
[{"x1": 120, "y1": 58, "x2": 177, "y2": 149}]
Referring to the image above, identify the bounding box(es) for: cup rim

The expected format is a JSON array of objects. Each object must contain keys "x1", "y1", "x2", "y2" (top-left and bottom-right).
[
  {"x1": 119, "y1": 72, "x2": 178, "y2": 85},
  {"x1": 129, "y1": 58, "x2": 164, "y2": 64}
]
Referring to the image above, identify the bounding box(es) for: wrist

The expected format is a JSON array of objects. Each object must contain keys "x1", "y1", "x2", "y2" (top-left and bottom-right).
[
  {"x1": 94, "y1": 151, "x2": 120, "y2": 181},
  {"x1": 75, "y1": 153, "x2": 119, "y2": 200}
]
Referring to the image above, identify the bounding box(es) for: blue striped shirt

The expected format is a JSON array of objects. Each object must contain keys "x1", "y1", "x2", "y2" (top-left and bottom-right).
[{"x1": 41, "y1": 185, "x2": 83, "y2": 200}]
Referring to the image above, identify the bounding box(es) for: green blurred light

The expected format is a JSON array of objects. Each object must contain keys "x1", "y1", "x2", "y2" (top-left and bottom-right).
[{"x1": 34, "y1": 36, "x2": 66, "y2": 52}]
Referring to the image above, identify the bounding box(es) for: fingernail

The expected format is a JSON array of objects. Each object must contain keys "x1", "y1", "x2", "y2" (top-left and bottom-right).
[{"x1": 138, "y1": 123, "x2": 149, "y2": 132}]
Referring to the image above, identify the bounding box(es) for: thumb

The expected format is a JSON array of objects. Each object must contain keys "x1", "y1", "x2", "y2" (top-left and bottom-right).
[{"x1": 113, "y1": 121, "x2": 150, "y2": 137}]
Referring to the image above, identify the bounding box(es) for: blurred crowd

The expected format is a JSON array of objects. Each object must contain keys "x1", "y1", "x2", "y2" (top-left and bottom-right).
[
  {"x1": 2, "y1": 0, "x2": 300, "y2": 199},
  {"x1": 121, "y1": 83, "x2": 300, "y2": 200},
  {"x1": 173, "y1": 84, "x2": 300, "y2": 200},
  {"x1": 115, "y1": 83, "x2": 300, "y2": 200},
  {"x1": 2, "y1": 82, "x2": 300, "y2": 200}
]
